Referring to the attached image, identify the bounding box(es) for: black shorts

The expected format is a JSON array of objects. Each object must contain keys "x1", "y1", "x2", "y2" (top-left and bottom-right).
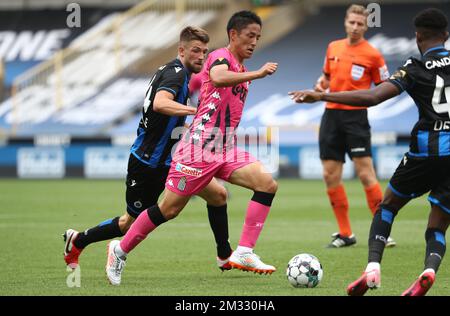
[
  {"x1": 319, "y1": 108, "x2": 372, "y2": 162},
  {"x1": 389, "y1": 154, "x2": 450, "y2": 214},
  {"x1": 125, "y1": 154, "x2": 169, "y2": 218}
]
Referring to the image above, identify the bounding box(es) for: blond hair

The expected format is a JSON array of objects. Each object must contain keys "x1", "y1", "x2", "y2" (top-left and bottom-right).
[{"x1": 346, "y1": 4, "x2": 369, "y2": 19}]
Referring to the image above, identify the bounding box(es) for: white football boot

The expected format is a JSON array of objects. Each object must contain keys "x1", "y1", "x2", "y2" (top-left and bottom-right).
[
  {"x1": 229, "y1": 250, "x2": 276, "y2": 274},
  {"x1": 105, "y1": 240, "x2": 126, "y2": 286}
]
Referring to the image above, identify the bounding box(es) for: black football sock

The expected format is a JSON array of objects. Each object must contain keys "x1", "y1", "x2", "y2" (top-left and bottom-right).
[
  {"x1": 424, "y1": 228, "x2": 446, "y2": 273},
  {"x1": 73, "y1": 216, "x2": 123, "y2": 249},
  {"x1": 368, "y1": 206, "x2": 397, "y2": 263},
  {"x1": 207, "y1": 204, "x2": 232, "y2": 259},
  {"x1": 147, "y1": 205, "x2": 167, "y2": 226}
]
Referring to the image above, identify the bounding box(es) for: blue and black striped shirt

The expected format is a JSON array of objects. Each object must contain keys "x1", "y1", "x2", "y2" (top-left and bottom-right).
[
  {"x1": 131, "y1": 59, "x2": 190, "y2": 167},
  {"x1": 389, "y1": 46, "x2": 450, "y2": 157}
]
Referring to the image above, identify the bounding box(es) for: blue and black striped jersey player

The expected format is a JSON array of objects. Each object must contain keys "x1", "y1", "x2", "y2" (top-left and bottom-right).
[
  {"x1": 63, "y1": 26, "x2": 234, "y2": 272},
  {"x1": 290, "y1": 8, "x2": 450, "y2": 296}
]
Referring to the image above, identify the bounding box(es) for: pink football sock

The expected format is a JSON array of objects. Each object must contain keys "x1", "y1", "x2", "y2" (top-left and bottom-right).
[
  {"x1": 238, "y1": 200, "x2": 271, "y2": 249},
  {"x1": 120, "y1": 210, "x2": 156, "y2": 253}
]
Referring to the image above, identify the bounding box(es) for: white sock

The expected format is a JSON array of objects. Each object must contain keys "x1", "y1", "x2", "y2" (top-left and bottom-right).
[
  {"x1": 365, "y1": 262, "x2": 380, "y2": 272},
  {"x1": 235, "y1": 246, "x2": 253, "y2": 254},
  {"x1": 422, "y1": 268, "x2": 435, "y2": 275},
  {"x1": 114, "y1": 243, "x2": 127, "y2": 259}
]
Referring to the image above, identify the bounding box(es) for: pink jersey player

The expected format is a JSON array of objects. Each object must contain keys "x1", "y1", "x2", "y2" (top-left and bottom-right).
[
  {"x1": 166, "y1": 47, "x2": 255, "y2": 195},
  {"x1": 107, "y1": 11, "x2": 280, "y2": 286}
]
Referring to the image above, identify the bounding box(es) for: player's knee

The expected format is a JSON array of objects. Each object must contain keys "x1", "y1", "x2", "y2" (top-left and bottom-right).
[
  {"x1": 203, "y1": 186, "x2": 228, "y2": 206},
  {"x1": 262, "y1": 178, "x2": 278, "y2": 194},
  {"x1": 119, "y1": 214, "x2": 135, "y2": 233},
  {"x1": 271, "y1": 179, "x2": 279, "y2": 194},
  {"x1": 377, "y1": 203, "x2": 400, "y2": 217},
  {"x1": 162, "y1": 206, "x2": 182, "y2": 220},
  {"x1": 215, "y1": 186, "x2": 228, "y2": 205},
  {"x1": 357, "y1": 170, "x2": 376, "y2": 186},
  {"x1": 428, "y1": 204, "x2": 450, "y2": 231},
  {"x1": 323, "y1": 169, "x2": 340, "y2": 186},
  {"x1": 381, "y1": 195, "x2": 402, "y2": 213}
]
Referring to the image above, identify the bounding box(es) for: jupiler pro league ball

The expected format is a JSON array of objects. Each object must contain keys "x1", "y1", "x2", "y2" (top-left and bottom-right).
[{"x1": 286, "y1": 253, "x2": 323, "y2": 288}]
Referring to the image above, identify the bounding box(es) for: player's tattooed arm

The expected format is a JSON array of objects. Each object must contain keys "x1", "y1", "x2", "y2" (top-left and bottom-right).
[
  {"x1": 210, "y1": 62, "x2": 278, "y2": 88},
  {"x1": 289, "y1": 81, "x2": 400, "y2": 107},
  {"x1": 153, "y1": 90, "x2": 197, "y2": 116}
]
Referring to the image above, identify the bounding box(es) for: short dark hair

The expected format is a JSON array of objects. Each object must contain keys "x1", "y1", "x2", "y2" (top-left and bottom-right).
[
  {"x1": 226, "y1": 11, "x2": 262, "y2": 38},
  {"x1": 180, "y1": 26, "x2": 209, "y2": 44},
  {"x1": 414, "y1": 8, "x2": 448, "y2": 40}
]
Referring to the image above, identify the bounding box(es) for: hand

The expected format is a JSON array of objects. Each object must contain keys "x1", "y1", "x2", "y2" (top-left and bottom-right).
[
  {"x1": 314, "y1": 75, "x2": 329, "y2": 92},
  {"x1": 258, "y1": 62, "x2": 278, "y2": 78},
  {"x1": 288, "y1": 90, "x2": 323, "y2": 103},
  {"x1": 187, "y1": 106, "x2": 197, "y2": 115}
]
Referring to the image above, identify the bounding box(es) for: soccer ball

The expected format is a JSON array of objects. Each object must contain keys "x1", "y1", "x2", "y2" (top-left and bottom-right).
[{"x1": 286, "y1": 253, "x2": 323, "y2": 288}]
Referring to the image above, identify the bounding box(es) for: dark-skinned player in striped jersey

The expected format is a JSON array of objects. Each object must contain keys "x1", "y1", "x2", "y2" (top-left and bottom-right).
[{"x1": 290, "y1": 8, "x2": 449, "y2": 296}]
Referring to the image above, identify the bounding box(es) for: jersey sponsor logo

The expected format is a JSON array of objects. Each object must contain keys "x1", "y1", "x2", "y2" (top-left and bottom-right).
[
  {"x1": 212, "y1": 92, "x2": 221, "y2": 100},
  {"x1": 379, "y1": 65, "x2": 390, "y2": 81},
  {"x1": 434, "y1": 120, "x2": 450, "y2": 131},
  {"x1": 175, "y1": 162, "x2": 203, "y2": 177},
  {"x1": 167, "y1": 179, "x2": 174, "y2": 187},
  {"x1": 177, "y1": 177, "x2": 187, "y2": 191},
  {"x1": 232, "y1": 84, "x2": 248, "y2": 102},
  {"x1": 425, "y1": 57, "x2": 450, "y2": 69},
  {"x1": 351, "y1": 64, "x2": 365, "y2": 80}
]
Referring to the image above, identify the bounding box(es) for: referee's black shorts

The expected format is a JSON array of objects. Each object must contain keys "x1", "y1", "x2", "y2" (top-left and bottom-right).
[
  {"x1": 389, "y1": 154, "x2": 450, "y2": 214},
  {"x1": 125, "y1": 154, "x2": 169, "y2": 218},
  {"x1": 319, "y1": 108, "x2": 372, "y2": 162}
]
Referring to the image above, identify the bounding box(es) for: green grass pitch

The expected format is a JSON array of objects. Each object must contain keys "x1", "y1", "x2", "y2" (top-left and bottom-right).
[{"x1": 0, "y1": 179, "x2": 448, "y2": 296}]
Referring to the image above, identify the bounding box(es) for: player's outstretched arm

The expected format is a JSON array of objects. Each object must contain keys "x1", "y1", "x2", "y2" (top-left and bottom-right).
[
  {"x1": 153, "y1": 90, "x2": 197, "y2": 116},
  {"x1": 210, "y1": 62, "x2": 277, "y2": 88},
  {"x1": 289, "y1": 81, "x2": 400, "y2": 107}
]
